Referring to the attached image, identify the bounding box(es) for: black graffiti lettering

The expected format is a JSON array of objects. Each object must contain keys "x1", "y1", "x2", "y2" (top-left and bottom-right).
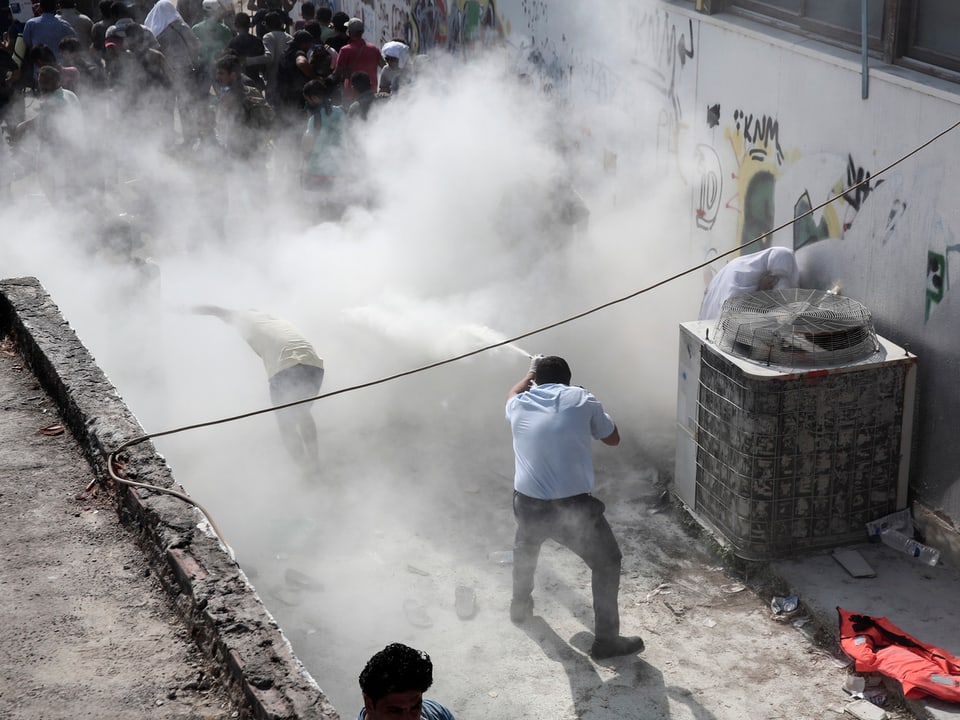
[
  {"x1": 707, "y1": 103, "x2": 720, "y2": 128},
  {"x1": 732, "y1": 109, "x2": 784, "y2": 164},
  {"x1": 844, "y1": 155, "x2": 870, "y2": 211},
  {"x1": 743, "y1": 114, "x2": 783, "y2": 164},
  {"x1": 633, "y1": 10, "x2": 694, "y2": 121}
]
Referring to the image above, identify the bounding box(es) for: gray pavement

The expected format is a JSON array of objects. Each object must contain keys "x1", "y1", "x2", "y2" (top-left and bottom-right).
[{"x1": 775, "y1": 542, "x2": 960, "y2": 719}]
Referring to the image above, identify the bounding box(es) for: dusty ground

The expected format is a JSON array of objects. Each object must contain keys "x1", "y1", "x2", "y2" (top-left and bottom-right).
[{"x1": 0, "y1": 337, "x2": 248, "y2": 720}]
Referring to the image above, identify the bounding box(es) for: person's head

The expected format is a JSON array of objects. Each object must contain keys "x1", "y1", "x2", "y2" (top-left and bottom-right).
[
  {"x1": 302, "y1": 77, "x2": 322, "y2": 105},
  {"x1": 122, "y1": 20, "x2": 143, "y2": 47},
  {"x1": 292, "y1": 28, "x2": 313, "y2": 48},
  {"x1": 37, "y1": 64, "x2": 61, "y2": 94},
  {"x1": 58, "y1": 35, "x2": 82, "y2": 61},
  {"x1": 265, "y1": 10, "x2": 284, "y2": 30},
  {"x1": 359, "y1": 643, "x2": 435, "y2": 720},
  {"x1": 103, "y1": 27, "x2": 124, "y2": 54},
  {"x1": 759, "y1": 247, "x2": 799, "y2": 291},
  {"x1": 201, "y1": 0, "x2": 225, "y2": 19},
  {"x1": 302, "y1": 76, "x2": 333, "y2": 108},
  {"x1": 349, "y1": 70, "x2": 371, "y2": 94},
  {"x1": 98, "y1": 0, "x2": 114, "y2": 20},
  {"x1": 345, "y1": 16, "x2": 363, "y2": 37},
  {"x1": 299, "y1": 1, "x2": 313, "y2": 19},
  {"x1": 28, "y1": 43, "x2": 57, "y2": 67},
  {"x1": 316, "y1": 6, "x2": 330, "y2": 25},
  {"x1": 535, "y1": 356, "x2": 571, "y2": 385},
  {"x1": 381, "y1": 41, "x2": 408, "y2": 69},
  {"x1": 234, "y1": 11, "x2": 251, "y2": 30},
  {"x1": 331, "y1": 11, "x2": 348, "y2": 34},
  {"x1": 215, "y1": 51, "x2": 242, "y2": 87},
  {"x1": 38, "y1": 0, "x2": 57, "y2": 14},
  {"x1": 111, "y1": 1, "x2": 134, "y2": 20},
  {"x1": 303, "y1": 19, "x2": 322, "y2": 41},
  {"x1": 60, "y1": 0, "x2": 77, "y2": 10}
]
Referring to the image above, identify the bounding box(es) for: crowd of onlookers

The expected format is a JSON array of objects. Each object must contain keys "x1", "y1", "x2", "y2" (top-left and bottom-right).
[{"x1": 0, "y1": 0, "x2": 413, "y2": 214}]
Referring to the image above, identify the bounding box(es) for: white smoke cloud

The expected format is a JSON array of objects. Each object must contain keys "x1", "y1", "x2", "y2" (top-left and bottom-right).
[{"x1": 2, "y1": 4, "x2": 702, "y2": 708}]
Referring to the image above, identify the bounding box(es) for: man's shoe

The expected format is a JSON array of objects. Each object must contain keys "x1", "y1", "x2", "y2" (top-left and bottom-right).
[
  {"x1": 509, "y1": 596, "x2": 533, "y2": 624},
  {"x1": 589, "y1": 635, "x2": 645, "y2": 659}
]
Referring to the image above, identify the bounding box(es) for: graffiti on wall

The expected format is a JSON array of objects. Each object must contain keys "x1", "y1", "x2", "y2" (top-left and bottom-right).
[
  {"x1": 443, "y1": 0, "x2": 505, "y2": 54},
  {"x1": 793, "y1": 189, "x2": 842, "y2": 250},
  {"x1": 316, "y1": 0, "x2": 505, "y2": 54},
  {"x1": 925, "y1": 240, "x2": 960, "y2": 322},
  {"x1": 927, "y1": 250, "x2": 947, "y2": 321},
  {"x1": 412, "y1": 0, "x2": 447, "y2": 51},
  {"x1": 630, "y1": 8, "x2": 694, "y2": 156},
  {"x1": 792, "y1": 154, "x2": 895, "y2": 250},
  {"x1": 724, "y1": 109, "x2": 787, "y2": 252},
  {"x1": 695, "y1": 144, "x2": 722, "y2": 230}
]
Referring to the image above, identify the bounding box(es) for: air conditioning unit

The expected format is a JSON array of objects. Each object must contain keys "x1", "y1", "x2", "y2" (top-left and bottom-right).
[{"x1": 675, "y1": 289, "x2": 917, "y2": 560}]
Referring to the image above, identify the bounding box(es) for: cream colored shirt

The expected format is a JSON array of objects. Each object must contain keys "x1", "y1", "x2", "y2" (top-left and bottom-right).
[{"x1": 233, "y1": 310, "x2": 323, "y2": 379}]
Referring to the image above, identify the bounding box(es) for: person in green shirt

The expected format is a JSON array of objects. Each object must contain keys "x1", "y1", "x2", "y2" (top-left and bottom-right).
[{"x1": 191, "y1": 0, "x2": 232, "y2": 83}]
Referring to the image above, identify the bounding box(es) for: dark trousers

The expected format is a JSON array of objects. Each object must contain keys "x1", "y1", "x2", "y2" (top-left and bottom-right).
[{"x1": 512, "y1": 491, "x2": 623, "y2": 640}]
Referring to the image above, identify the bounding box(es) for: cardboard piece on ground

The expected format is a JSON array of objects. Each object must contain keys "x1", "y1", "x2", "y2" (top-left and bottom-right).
[
  {"x1": 833, "y1": 549, "x2": 877, "y2": 578},
  {"x1": 844, "y1": 699, "x2": 887, "y2": 720}
]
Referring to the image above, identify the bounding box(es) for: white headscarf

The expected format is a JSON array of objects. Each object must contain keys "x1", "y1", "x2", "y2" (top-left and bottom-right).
[
  {"x1": 381, "y1": 41, "x2": 410, "y2": 68},
  {"x1": 144, "y1": 0, "x2": 183, "y2": 38},
  {"x1": 699, "y1": 246, "x2": 800, "y2": 320}
]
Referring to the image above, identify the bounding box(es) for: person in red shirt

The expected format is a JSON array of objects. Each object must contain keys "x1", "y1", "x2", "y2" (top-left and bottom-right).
[{"x1": 332, "y1": 17, "x2": 382, "y2": 106}]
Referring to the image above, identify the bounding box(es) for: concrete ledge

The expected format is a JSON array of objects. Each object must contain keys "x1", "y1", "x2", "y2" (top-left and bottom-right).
[{"x1": 0, "y1": 276, "x2": 339, "y2": 720}]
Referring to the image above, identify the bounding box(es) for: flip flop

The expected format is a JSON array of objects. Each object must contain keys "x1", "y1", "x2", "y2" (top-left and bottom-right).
[
  {"x1": 455, "y1": 586, "x2": 477, "y2": 620},
  {"x1": 403, "y1": 598, "x2": 433, "y2": 628}
]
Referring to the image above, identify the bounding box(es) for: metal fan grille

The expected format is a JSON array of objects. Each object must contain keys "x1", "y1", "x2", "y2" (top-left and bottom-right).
[{"x1": 714, "y1": 289, "x2": 878, "y2": 367}]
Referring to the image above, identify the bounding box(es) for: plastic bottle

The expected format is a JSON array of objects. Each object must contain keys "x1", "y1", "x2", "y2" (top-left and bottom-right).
[{"x1": 879, "y1": 528, "x2": 940, "y2": 566}]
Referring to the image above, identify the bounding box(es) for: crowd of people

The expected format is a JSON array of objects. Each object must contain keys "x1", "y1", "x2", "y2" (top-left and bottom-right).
[{"x1": 0, "y1": 0, "x2": 412, "y2": 217}]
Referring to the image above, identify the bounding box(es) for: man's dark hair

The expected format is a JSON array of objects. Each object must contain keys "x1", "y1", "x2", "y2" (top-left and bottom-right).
[
  {"x1": 292, "y1": 28, "x2": 313, "y2": 46},
  {"x1": 331, "y1": 10, "x2": 348, "y2": 31},
  {"x1": 37, "y1": 64, "x2": 61, "y2": 85},
  {"x1": 317, "y1": 6, "x2": 331, "y2": 23},
  {"x1": 216, "y1": 51, "x2": 242, "y2": 74},
  {"x1": 98, "y1": 0, "x2": 113, "y2": 16},
  {"x1": 234, "y1": 11, "x2": 251, "y2": 29},
  {"x1": 111, "y1": 1, "x2": 134, "y2": 20},
  {"x1": 265, "y1": 10, "x2": 284, "y2": 30},
  {"x1": 359, "y1": 643, "x2": 434, "y2": 703},
  {"x1": 302, "y1": 77, "x2": 324, "y2": 98},
  {"x1": 28, "y1": 43, "x2": 56, "y2": 65},
  {"x1": 60, "y1": 0, "x2": 77, "y2": 9},
  {"x1": 59, "y1": 35, "x2": 82, "y2": 52},
  {"x1": 38, "y1": 0, "x2": 57, "y2": 14},
  {"x1": 536, "y1": 356, "x2": 571, "y2": 385},
  {"x1": 303, "y1": 19, "x2": 322, "y2": 40},
  {"x1": 349, "y1": 70, "x2": 371, "y2": 94},
  {"x1": 300, "y1": 1, "x2": 314, "y2": 18}
]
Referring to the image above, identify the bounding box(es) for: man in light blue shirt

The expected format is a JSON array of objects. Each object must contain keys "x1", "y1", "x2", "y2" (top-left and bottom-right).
[{"x1": 506, "y1": 355, "x2": 644, "y2": 660}]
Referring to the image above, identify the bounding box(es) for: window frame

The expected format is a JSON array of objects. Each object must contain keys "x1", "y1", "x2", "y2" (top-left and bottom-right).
[
  {"x1": 730, "y1": 0, "x2": 885, "y2": 52},
  {"x1": 719, "y1": 0, "x2": 960, "y2": 82}
]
